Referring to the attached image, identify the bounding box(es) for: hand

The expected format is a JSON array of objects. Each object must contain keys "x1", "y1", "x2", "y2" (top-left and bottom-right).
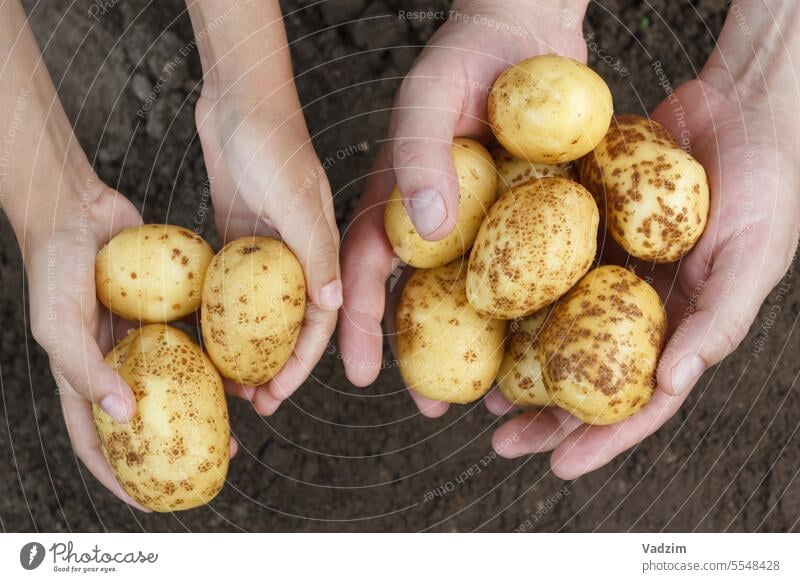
[
  {"x1": 339, "y1": 0, "x2": 590, "y2": 414},
  {"x1": 1, "y1": 0, "x2": 238, "y2": 510},
  {"x1": 195, "y1": 92, "x2": 341, "y2": 415},
  {"x1": 488, "y1": 71, "x2": 800, "y2": 478},
  {"x1": 24, "y1": 170, "x2": 149, "y2": 510}
]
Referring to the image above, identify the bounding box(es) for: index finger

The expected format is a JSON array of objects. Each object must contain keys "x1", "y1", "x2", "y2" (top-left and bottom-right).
[{"x1": 338, "y1": 146, "x2": 398, "y2": 387}]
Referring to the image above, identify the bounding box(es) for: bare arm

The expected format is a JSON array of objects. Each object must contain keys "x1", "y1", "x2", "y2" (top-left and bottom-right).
[
  {"x1": 184, "y1": 0, "x2": 342, "y2": 413},
  {"x1": 0, "y1": 0, "x2": 146, "y2": 508}
]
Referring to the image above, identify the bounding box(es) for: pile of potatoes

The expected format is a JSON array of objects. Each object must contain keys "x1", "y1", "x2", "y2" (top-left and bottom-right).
[
  {"x1": 388, "y1": 55, "x2": 709, "y2": 426},
  {"x1": 94, "y1": 225, "x2": 305, "y2": 511}
]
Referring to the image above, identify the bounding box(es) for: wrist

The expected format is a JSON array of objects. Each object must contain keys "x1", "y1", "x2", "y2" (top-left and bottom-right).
[
  {"x1": 2, "y1": 114, "x2": 97, "y2": 250},
  {"x1": 196, "y1": 89, "x2": 308, "y2": 141},
  {"x1": 14, "y1": 165, "x2": 100, "y2": 254}
]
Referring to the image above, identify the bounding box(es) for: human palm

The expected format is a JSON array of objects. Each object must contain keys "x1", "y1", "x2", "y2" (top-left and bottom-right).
[
  {"x1": 26, "y1": 183, "x2": 148, "y2": 508},
  {"x1": 489, "y1": 77, "x2": 800, "y2": 477},
  {"x1": 195, "y1": 94, "x2": 341, "y2": 415},
  {"x1": 339, "y1": 4, "x2": 588, "y2": 415}
]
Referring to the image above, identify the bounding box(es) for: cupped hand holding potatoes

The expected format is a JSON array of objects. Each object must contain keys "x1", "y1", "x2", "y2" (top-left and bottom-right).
[
  {"x1": 24, "y1": 174, "x2": 152, "y2": 511},
  {"x1": 194, "y1": 92, "x2": 341, "y2": 415},
  {"x1": 339, "y1": 0, "x2": 591, "y2": 415},
  {"x1": 490, "y1": 66, "x2": 800, "y2": 478}
]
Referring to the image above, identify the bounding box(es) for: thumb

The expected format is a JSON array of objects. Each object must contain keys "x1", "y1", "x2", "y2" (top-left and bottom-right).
[
  {"x1": 657, "y1": 222, "x2": 793, "y2": 397},
  {"x1": 390, "y1": 57, "x2": 462, "y2": 241},
  {"x1": 273, "y1": 179, "x2": 342, "y2": 312},
  {"x1": 26, "y1": 235, "x2": 137, "y2": 424},
  {"x1": 36, "y1": 314, "x2": 136, "y2": 424}
]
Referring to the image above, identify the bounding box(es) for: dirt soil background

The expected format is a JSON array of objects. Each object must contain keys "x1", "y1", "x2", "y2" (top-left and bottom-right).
[{"x1": 1, "y1": 0, "x2": 798, "y2": 532}]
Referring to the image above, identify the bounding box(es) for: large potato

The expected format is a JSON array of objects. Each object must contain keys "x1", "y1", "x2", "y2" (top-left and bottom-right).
[
  {"x1": 538, "y1": 265, "x2": 667, "y2": 425},
  {"x1": 497, "y1": 309, "x2": 553, "y2": 407},
  {"x1": 201, "y1": 237, "x2": 305, "y2": 385},
  {"x1": 488, "y1": 55, "x2": 613, "y2": 163},
  {"x1": 94, "y1": 324, "x2": 229, "y2": 512},
  {"x1": 96, "y1": 224, "x2": 213, "y2": 323},
  {"x1": 384, "y1": 138, "x2": 497, "y2": 268},
  {"x1": 492, "y1": 146, "x2": 572, "y2": 196},
  {"x1": 579, "y1": 114, "x2": 710, "y2": 262},
  {"x1": 467, "y1": 177, "x2": 599, "y2": 319},
  {"x1": 396, "y1": 262, "x2": 506, "y2": 404}
]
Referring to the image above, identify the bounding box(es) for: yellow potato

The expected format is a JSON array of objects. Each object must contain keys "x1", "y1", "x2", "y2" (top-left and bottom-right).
[
  {"x1": 492, "y1": 146, "x2": 573, "y2": 196},
  {"x1": 579, "y1": 114, "x2": 710, "y2": 262},
  {"x1": 497, "y1": 309, "x2": 553, "y2": 407},
  {"x1": 384, "y1": 138, "x2": 497, "y2": 268},
  {"x1": 94, "y1": 324, "x2": 229, "y2": 512},
  {"x1": 467, "y1": 177, "x2": 599, "y2": 319},
  {"x1": 201, "y1": 237, "x2": 305, "y2": 385},
  {"x1": 396, "y1": 262, "x2": 506, "y2": 404},
  {"x1": 488, "y1": 55, "x2": 613, "y2": 163},
  {"x1": 537, "y1": 265, "x2": 667, "y2": 425},
  {"x1": 96, "y1": 224, "x2": 213, "y2": 323}
]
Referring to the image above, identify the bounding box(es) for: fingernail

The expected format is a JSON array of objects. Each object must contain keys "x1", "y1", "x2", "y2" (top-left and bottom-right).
[
  {"x1": 319, "y1": 280, "x2": 343, "y2": 311},
  {"x1": 408, "y1": 189, "x2": 446, "y2": 237},
  {"x1": 671, "y1": 354, "x2": 705, "y2": 395},
  {"x1": 100, "y1": 394, "x2": 130, "y2": 423}
]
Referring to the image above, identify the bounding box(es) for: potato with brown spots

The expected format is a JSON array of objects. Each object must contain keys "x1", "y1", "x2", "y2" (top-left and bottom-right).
[
  {"x1": 488, "y1": 55, "x2": 613, "y2": 163},
  {"x1": 537, "y1": 265, "x2": 667, "y2": 425},
  {"x1": 579, "y1": 114, "x2": 710, "y2": 262},
  {"x1": 384, "y1": 138, "x2": 497, "y2": 268},
  {"x1": 492, "y1": 145, "x2": 573, "y2": 196},
  {"x1": 94, "y1": 324, "x2": 229, "y2": 512},
  {"x1": 497, "y1": 308, "x2": 553, "y2": 407},
  {"x1": 467, "y1": 177, "x2": 599, "y2": 319},
  {"x1": 201, "y1": 237, "x2": 305, "y2": 385},
  {"x1": 396, "y1": 262, "x2": 506, "y2": 404},
  {"x1": 96, "y1": 224, "x2": 213, "y2": 323}
]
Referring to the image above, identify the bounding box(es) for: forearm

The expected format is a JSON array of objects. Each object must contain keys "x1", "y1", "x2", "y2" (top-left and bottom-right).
[
  {"x1": 0, "y1": 0, "x2": 92, "y2": 244},
  {"x1": 704, "y1": 0, "x2": 800, "y2": 106},
  {"x1": 185, "y1": 0, "x2": 300, "y2": 111}
]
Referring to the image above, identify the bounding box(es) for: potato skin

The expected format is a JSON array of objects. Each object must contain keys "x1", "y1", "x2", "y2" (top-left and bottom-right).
[
  {"x1": 579, "y1": 115, "x2": 710, "y2": 263},
  {"x1": 201, "y1": 237, "x2": 305, "y2": 385},
  {"x1": 537, "y1": 265, "x2": 667, "y2": 425},
  {"x1": 497, "y1": 309, "x2": 553, "y2": 407},
  {"x1": 396, "y1": 262, "x2": 506, "y2": 404},
  {"x1": 96, "y1": 224, "x2": 213, "y2": 323},
  {"x1": 488, "y1": 55, "x2": 613, "y2": 163},
  {"x1": 384, "y1": 138, "x2": 497, "y2": 268},
  {"x1": 492, "y1": 146, "x2": 572, "y2": 196},
  {"x1": 94, "y1": 324, "x2": 229, "y2": 512},
  {"x1": 467, "y1": 177, "x2": 599, "y2": 319}
]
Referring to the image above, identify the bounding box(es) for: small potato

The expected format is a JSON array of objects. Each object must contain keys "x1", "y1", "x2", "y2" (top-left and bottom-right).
[
  {"x1": 579, "y1": 114, "x2": 710, "y2": 262},
  {"x1": 96, "y1": 224, "x2": 213, "y2": 323},
  {"x1": 538, "y1": 265, "x2": 667, "y2": 425},
  {"x1": 467, "y1": 177, "x2": 599, "y2": 319},
  {"x1": 94, "y1": 324, "x2": 229, "y2": 512},
  {"x1": 201, "y1": 237, "x2": 305, "y2": 385},
  {"x1": 497, "y1": 309, "x2": 553, "y2": 408},
  {"x1": 492, "y1": 146, "x2": 573, "y2": 196},
  {"x1": 396, "y1": 262, "x2": 506, "y2": 404},
  {"x1": 488, "y1": 55, "x2": 613, "y2": 163},
  {"x1": 384, "y1": 138, "x2": 497, "y2": 268}
]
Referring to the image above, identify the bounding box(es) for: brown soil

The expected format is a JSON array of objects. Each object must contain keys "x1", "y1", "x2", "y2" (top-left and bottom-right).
[{"x1": 1, "y1": 0, "x2": 797, "y2": 532}]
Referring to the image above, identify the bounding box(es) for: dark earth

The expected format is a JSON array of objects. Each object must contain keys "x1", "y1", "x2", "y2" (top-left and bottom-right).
[{"x1": 1, "y1": 0, "x2": 798, "y2": 532}]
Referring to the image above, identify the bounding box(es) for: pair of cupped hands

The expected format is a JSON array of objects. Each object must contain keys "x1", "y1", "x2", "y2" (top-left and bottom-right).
[{"x1": 27, "y1": 5, "x2": 799, "y2": 510}]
